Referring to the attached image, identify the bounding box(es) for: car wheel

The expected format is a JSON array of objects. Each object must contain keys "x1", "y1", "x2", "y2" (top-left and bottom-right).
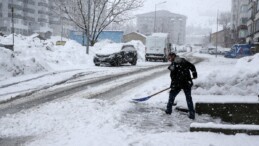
[
  {"x1": 131, "y1": 58, "x2": 137, "y2": 65},
  {"x1": 112, "y1": 59, "x2": 121, "y2": 67},
  {"x1": 163, "y1": 58, "x2": 167, "y2": 62},
  {"x1": 95, "y1": 63, "x2": 100, "y2": 66}
]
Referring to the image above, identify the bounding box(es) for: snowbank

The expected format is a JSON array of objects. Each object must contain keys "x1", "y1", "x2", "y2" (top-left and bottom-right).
[
  {"x1": 193, "y1": 54, "x2": 259, "y2": 96},
  {"x1": 126, "y1": 40, "x2": 146, "y2": 61},
  {"x1": 0, "y1": 34, "x2": 92, "y2": 80},
  {"x1": 0, "y1": 34, "x2": 147, "y2": 80},
  {"x1": 0, "y1": 47, "x2": 47, "y2": 78}
]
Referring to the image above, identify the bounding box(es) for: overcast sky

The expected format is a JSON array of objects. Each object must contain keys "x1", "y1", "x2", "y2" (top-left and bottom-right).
[{"x1": 135, "y1": 0, "x2": 231, "y2": 27}]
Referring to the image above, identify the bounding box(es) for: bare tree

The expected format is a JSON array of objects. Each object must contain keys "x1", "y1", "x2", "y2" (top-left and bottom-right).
[
  {"x1": 218, "y1": 12, "x2": 232, "y2": 47},
  {"x1": 55, "y1": 0, "x2": 143, "y2": 46},
  {"x1": 218, "y1": 12, "x2": 231, "y2": 29}
]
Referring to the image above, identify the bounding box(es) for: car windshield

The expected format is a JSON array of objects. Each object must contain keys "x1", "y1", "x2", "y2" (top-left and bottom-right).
[
  {"x1": 94, "y1": 43, "x2": 123, "y2": 55},
  {"x1": 122, "y1": 46, "x2": 135, "y2": 51}
]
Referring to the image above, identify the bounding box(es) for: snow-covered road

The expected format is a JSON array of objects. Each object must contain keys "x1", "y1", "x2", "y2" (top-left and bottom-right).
[
  {"x1": 0, "y1": 53, "x2": 259, "y2": 146},
  {"x1": 0, "y1": 63, "x2": 171, "y2": 117}
]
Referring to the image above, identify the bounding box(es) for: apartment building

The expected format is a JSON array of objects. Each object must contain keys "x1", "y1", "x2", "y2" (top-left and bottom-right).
[
  {"x1": 246, "y1": 0, "x2": 259, "y2": 44},
  {"x1": 231, "y1": 0, "x2": 249, "y2": 44},
  {"x1": 136, "y1": 10, "x2": 187, "y2": 45},
  {"x1": 0, "y1": 0, "x2": 75, "y2": 37}
]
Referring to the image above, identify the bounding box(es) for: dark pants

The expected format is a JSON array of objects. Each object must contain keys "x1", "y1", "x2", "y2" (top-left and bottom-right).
[{"x1": 166, "y1": 87, "x2": 195, "y2": 115}]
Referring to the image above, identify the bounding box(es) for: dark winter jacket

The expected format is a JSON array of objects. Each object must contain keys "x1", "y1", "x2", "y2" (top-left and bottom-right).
[{"x1": 168, "y1": 56, "x2": 197, "y2": 89}]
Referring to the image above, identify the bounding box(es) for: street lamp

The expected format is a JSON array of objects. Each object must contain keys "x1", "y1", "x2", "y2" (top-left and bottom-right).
[
  {"x1": 11, "y1": 0, "x2": 14, "y2": 51},
  {"x1": 154, "y1": 1, "x2": 167, "y2": 33},
  {"x1": 86, "y1": 0, "x2": 91, "y2": 54}
]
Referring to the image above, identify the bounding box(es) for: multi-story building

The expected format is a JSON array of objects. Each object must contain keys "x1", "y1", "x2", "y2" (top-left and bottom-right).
[
  {"x1": 136, "y1": 10, "x2": 187, "y2": 45},
  {"x1": 231, "y1": 0, "x2": 249, "y2": 44},
  {"x1": 246, "y1": 0, "x2": 259, "y2": 44},
  {"x1": 0, "y1": 0, "x2": 75, "y2": 37}
]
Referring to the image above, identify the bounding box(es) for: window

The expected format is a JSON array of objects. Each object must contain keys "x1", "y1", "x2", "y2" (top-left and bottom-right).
[
  {"x1": 238, "y1": 29, "x2": 247, "y2": 38},
  {"x1": 241, "y1": 5, "x2": 248, "y2": 13},
  {"x1": 256, "y1": 19, "x2": 259, "y2": 32},
  {"x1": 248, "y1": 24, "x2": 253, "y2": 35},
  {"x1": 40, "y1": 23, "x2": 46, "y2": 27},
  {"x1": 247, "y1": 8, "x2": 252, "y2": 19},
  {"x1": 122, "y1": 46, "x2": 135, "y2": 51}
]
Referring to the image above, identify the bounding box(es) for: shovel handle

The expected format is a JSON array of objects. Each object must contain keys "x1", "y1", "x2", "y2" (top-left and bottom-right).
[{"x1": 150, "y1": 87, "x2": 171, "y2": 97}]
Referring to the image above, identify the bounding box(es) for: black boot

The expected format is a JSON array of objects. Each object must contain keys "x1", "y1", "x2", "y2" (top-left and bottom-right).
[
  {"x1": 188, "y1": 112, "x2": 195, "y2": 120},
  {"x1": 165, "y1": 109, "x2": 172, "y2": 115}
]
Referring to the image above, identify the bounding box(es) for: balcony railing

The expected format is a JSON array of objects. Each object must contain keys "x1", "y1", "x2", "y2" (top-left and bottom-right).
[{"x1": 38, "y1": 2, "x2": 48, "y2": 8}]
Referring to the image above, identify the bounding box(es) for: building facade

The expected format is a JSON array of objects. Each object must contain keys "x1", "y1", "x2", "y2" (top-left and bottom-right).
[
  {"x1": 136, "y1": 10, "x2": 187, "y2": 45},
  {"x1": 210, "y1": 28, "x2": 233, "y2": 48},
  {"x1": 246, "y1": 0, "x2": 259, "y2": 44},
  {"x1": 0, "y1": 0, "x2": 75, "y2": 37},
  {"x1": 231, "y1": 0, "x2": 249, "y2": 44}
]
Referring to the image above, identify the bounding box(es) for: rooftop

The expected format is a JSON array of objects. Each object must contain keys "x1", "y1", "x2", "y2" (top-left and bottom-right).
[{"x1": 136, "y1": 10, "x2": 187, "y2": 19}]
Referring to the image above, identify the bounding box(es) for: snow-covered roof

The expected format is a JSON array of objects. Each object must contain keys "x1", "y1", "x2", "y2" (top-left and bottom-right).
[
  {"x1": 151, "y1": 33, "x2": 168, "y2": 37},
  {"x1": 124, "y1": 32, "x2": 146, "y2": 38},
  {"x1": 137, "y1": 10, "x2": 187, "y2": 19},
  {"x1": 94, "y1": 43, "x2": 124, "y2": 55},
  {"x1": 211, "y1": 24, "x2": 224, "y2": 33}
]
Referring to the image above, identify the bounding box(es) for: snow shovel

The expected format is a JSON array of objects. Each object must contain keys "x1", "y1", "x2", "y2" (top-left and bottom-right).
[{"x1": 132, "y1": 87, "x2": 171, "y2": 102}]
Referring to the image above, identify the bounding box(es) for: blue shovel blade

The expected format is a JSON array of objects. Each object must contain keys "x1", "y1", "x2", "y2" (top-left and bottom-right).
[{"x1": 132, "y1": 96, "x2": 151, "y2": 102}]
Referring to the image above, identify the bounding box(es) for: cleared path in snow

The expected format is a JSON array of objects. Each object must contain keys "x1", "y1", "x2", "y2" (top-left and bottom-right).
[
  {"x1": 0, "y1": 54, "x2": 203, "y2": 118},
  {"x1": 0, "y1": 64, "x2": 170, "y2": 118}
]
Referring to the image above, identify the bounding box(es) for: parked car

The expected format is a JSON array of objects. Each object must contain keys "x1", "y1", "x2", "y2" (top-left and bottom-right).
[
  {"x1": 199, "y1": 48, "x2": 208, "y2": 54},
  {"x1": 208, "y1": 47, "x2": 223, "y2": 55},
  {"x1": 224, "y1": 44, "x2": 254, "y2": 58},
  {"x1": 93, "y1": 44, "x2": 137, "y2": 66}
]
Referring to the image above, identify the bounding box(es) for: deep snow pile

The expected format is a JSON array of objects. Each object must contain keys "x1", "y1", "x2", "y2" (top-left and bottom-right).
[
  {"x1": 193, "y1": 54, "x2": 259, "y2": 96},
  {"x1": 0, "y1": 34, "x2": 146, "y2": 80},
  {"x1": 0, "y1": 47, "x2": 47, "y2": 78},
  {"x1": 0, "y1": 34, "x2": 92, "y2": 80}
]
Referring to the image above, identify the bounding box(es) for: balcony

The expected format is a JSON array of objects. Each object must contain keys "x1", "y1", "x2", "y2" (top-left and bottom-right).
[
  {"x1": 38, "y1": 18, "x2": 48, "y2": 23},
  {"x1": 38, "y1": 2, "x2": 48, "y2": 8}
]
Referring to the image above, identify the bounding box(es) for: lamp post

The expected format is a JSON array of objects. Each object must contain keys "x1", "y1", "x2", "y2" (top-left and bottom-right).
[
  {"x1": 154, "y1": 1, "x2": 166, "y2": 33},
  {"x1": 216, "y1": 10, "x2": 219, "y2": 58},
  {"x1": 60, "y1": 16, "x2": 63, "y2": 41},
  {"x1": 86, "y1": 0, "x2": 90, "y2": 54},
  {"x1": 12, "y1": 0, "x2": 14, "y2": 51}
]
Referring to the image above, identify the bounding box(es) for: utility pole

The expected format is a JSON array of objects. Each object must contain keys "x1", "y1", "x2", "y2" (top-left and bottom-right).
[
  {"x1": 60, "y1": 17, "x2": 63, "y2": 41},
  {"x1": 11, "y1": 0, "x2": 14, "y2": 51},
  {"x1": 86, "y1": 0, "x2": 90, "y2": 54},
  {"x1": 177, "y1": 33, "x2": 180, "y2": 45},
  {"x1": 216, "y1": 10, "x2": 219, "y2": 58},
  {"x1": 154, "y1": 5, "x2": 157, "y2": 32},
  {"x1": 154, "y1": 1, "x2": 166, "y2": 33}
]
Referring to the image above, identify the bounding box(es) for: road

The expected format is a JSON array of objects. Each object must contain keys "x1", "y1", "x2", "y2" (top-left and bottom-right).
[
  {"x1": 0, "y1": 53, "x2": 203, "y2": 117},
  {"x1": 0, "y1": 54, "x2": 204, "y2": 146}
]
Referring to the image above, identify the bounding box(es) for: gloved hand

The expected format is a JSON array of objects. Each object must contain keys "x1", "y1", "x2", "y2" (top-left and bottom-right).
[
  {"x1": 192, "y1": 72, "x2": 197, "y2": 79},
  {"x1": 168, "y1": 64, "x2": 175, "y2": 71}
]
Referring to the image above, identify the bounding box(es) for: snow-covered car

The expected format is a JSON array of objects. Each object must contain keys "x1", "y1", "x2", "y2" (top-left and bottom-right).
[
  {"x1": 93, "y1": 44, "x2": 138, "y2": 66},
  {"x1": 199, "y1": 48, "x2": 208, "y2": 54},
  {"x1": 208, "y1": 47, "x2": 223, "y2": 55}
]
